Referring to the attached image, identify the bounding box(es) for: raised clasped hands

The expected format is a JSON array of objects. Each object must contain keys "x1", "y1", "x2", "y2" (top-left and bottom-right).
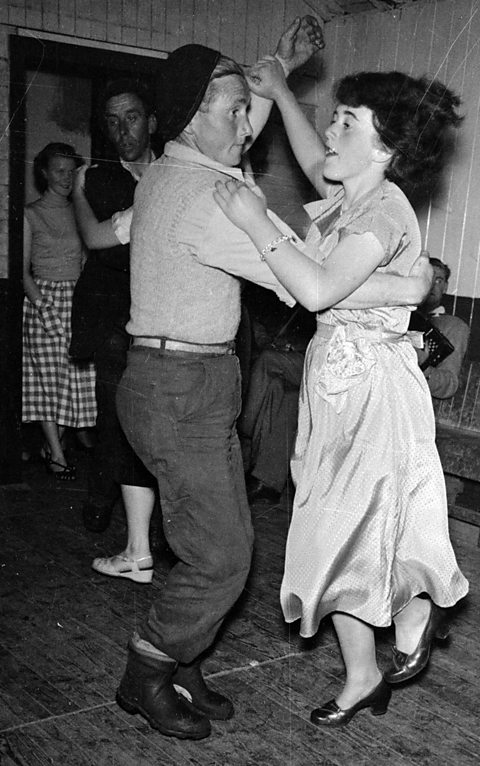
[
  {"x1": 409, "y1": 249, "x2": 434, "y2": 303},
  {"x1": 213, "y1": 179, "x2": 267, "y2": 233},
  {"x1": 248, "y1": 56, "x2": 288, "y2": 101},
  {"x1": 275, "y1": 15, "x2": 324, "y2": 74}
]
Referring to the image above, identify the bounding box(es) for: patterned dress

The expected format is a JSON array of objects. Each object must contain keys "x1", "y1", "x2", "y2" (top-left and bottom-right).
[
  {"x1": 22, "y1": 193, "x2": 96, "y2": 428},
  {"x1": 280, "y1": 180, "x2": 468, "y2": 637}
]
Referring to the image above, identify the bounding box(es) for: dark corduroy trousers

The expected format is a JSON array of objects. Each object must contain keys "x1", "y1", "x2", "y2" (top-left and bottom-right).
[{"x1": 116, "y1": 345, "x2": 253, "y2": 663}]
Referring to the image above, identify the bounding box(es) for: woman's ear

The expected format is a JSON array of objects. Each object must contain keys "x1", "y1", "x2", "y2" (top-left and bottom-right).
[
  {"x1": 373, "y1": 139, "x2": 393, "y2": 166},
  {"x1": 373, "y1": 144, "x2": 393, "y2": 169}
]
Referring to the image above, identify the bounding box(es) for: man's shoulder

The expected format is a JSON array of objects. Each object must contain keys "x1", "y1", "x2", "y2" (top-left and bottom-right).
[
  {"x1": 86, "y1": 159, "x2": 133, "y2": 187},
  {"x1": 138, "y1": 155, "x2": 222, "y2": 209},
  {"x1": 145, "y1": 153, "x2": 225, "y2": 183}
]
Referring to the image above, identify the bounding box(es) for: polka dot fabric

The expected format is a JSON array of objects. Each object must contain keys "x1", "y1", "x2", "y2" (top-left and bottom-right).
[{"x1": 280, "y1": 182, "x2": 468, "y2": 637}]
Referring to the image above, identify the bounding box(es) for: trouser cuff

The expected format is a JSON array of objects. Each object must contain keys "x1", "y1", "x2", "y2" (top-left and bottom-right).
[{"x1": 130, "y1": 631, "x2": 174, "y2": 663}]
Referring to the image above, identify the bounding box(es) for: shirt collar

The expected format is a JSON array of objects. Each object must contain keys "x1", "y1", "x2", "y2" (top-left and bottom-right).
[
  {"x1": 429, "y1": 305, "x2": 446, "y2": 317},
  {"x1": 164, "y1": 140, "x2": 247, "y2": 182},
  {"x1": 120, "y1": 149, "x2": 156, "y2": 182}
]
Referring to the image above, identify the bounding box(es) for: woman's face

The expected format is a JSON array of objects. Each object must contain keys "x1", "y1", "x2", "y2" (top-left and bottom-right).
[
  {"x1": 323, "y1": 104, "x2": 384, "y2": 183},
  {"x1": 42, "y1": 155, "x2": 76, "y2": 197}
]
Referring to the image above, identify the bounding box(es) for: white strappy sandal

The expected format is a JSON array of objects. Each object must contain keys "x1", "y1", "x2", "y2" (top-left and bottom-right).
[{"x1": 92, "y1": 554, "x2": 153, "y2": 583}]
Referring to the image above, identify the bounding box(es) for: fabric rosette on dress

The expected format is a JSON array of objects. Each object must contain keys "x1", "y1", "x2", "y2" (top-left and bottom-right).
[{"x1": 314, "y1": 325, "x2": 377, "y2": 413}]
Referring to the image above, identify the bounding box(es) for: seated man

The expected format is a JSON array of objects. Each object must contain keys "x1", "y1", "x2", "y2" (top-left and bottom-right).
[
  {"x1": 411, "y1": 255, "x2": 469, "y2": 399},
  {"x1": 239, "y1": 306, "x2": 315, "y2": 503}
]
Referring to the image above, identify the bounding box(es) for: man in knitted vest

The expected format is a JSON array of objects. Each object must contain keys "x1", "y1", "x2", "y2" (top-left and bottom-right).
[{"x1": 115, "y1": 20, "x2": 324, "y2": 740}]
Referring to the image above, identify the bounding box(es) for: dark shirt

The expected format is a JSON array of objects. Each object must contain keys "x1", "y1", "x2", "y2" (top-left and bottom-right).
[{"x1": 69, "y1": 161, "x2": 137, "y2": 360}]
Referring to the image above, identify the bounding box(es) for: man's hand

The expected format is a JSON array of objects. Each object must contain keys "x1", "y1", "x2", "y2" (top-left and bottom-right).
[
  {"x1": 409, "y1": 249, "x2": 434, "y2": 304},
  {"x1": 275, "y1": 15, "x2": 324, "y2": 76}
]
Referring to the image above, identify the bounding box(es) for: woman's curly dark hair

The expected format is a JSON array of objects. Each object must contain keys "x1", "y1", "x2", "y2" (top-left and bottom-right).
[
  {"x1": 33, "y1": 142, "x2": 82, "y2": 193},
  {"x1": 334, "y1": 71, "x2": 462, "y2": 196}
]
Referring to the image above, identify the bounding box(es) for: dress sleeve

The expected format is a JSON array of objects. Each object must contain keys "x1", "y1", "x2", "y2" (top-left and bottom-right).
[{"x1": 339, "y1": 197, "x2": 406, "y2": 267}]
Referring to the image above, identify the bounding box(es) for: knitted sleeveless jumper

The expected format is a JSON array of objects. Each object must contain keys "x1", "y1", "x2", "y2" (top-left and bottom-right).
[{"x1": 128, "y1": 155, "x2": 241, "y2": 344}]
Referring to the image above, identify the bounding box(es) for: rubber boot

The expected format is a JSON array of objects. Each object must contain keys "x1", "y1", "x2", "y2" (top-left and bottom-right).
[
  {"x1": 173, "y1": 659, "x2": 234, "y2": 720},
  {"x1": 116, "y1": 640, "x2": 211, "y2": 739}
]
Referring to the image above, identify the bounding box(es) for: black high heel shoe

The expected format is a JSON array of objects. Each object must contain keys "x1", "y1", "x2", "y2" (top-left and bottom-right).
[
  {"x1": 44, "y1": 453, "x2": 76, "y2": 482},
  {"x1": 384, "y1": 602, "x2": 449, "y2": 684},
  {"x1": 310, "y1": 678, "x2": 391, "y2": 727}
]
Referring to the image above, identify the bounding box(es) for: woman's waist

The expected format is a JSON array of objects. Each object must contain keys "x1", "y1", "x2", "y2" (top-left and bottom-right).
[
  {"x1": 34, "y1": 277, "x2": 78, "y2": 286},
  {"x1": 314, "y1": 317, "x2": 417, "y2": 345}
]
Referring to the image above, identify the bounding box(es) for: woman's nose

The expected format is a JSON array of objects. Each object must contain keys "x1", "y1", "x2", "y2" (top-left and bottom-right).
[{"x1": 325, "y1": 124, "x2": 335, "y2": 141}]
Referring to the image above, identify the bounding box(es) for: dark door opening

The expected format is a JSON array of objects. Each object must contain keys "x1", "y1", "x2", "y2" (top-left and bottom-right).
[{"x1": 3, "y1": 35, "x2": 164, "y2": 483}]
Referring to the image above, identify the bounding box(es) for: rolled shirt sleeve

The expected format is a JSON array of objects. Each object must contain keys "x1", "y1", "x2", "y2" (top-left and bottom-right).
[{"x1": 111, "y1": 206, "x2": 133, "y2": 245}]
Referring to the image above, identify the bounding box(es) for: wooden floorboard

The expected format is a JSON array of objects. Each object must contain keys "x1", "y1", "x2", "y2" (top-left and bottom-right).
[{"x1": 1, "y1": 451, "x2": 479, "y2": 765}]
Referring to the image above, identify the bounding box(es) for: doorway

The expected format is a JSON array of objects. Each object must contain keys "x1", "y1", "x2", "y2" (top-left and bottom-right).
[{"x1": 3, "y1": 35, "x2": 164, "y2": 483}]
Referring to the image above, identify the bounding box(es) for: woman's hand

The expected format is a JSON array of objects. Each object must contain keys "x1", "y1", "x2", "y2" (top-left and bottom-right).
[
  {"x1": 36, "y1": 297, "x2": 65, "y2": 337},
  {"x1": 247, "y1": 56, "x2": 289, "y2": 101},
  {"x1": 73, "y1": 164, "x2": 89, "y2": 196},
  {"x1": 73, "y1": 164, "x2": 97, "y2": 196},
  {"x1": 213, "y1": 179, "x2": 268, "y2": 233},
  {"x1": 409, "y1": 250, "x2": 434, "y2": 303}
]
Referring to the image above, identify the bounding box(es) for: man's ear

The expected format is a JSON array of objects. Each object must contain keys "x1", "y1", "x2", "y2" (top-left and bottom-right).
[
  {"x1": 148, "y1": 114, "x2": 157, "y2": 135},
  {"x1": 185, "y1": 111, "x2": 199, "y2": 134}
]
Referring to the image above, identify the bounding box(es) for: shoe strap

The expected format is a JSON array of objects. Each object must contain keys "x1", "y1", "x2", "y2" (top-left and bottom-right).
[{"x1": 116, "y1": 555, "x2": 153, "y2": 572}]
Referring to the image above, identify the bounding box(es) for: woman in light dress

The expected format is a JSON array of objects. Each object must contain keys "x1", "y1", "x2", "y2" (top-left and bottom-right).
[{"x1": 214, "y1": 60, "x2": 468, "y2": 726}]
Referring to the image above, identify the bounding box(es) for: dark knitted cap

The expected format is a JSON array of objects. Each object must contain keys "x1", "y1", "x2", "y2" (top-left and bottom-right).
[{"x1": 157, "y1": 44, "x2": 221, "y2": 142}]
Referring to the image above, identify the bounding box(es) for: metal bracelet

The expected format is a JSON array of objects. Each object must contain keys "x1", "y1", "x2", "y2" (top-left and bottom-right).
[{"x1": 260, "y1": 234, "x2": 293, "y2": 261}]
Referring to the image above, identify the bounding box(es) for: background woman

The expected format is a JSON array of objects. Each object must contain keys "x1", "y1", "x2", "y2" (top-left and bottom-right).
[
  {"x1": 214, "y1": 61, "x2": 468, "y2": 726},
  {"x1": 23, "y1": 142, "x2": 96, "y2": 480}
]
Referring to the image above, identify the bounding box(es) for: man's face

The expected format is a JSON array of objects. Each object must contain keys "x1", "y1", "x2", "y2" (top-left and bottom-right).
[
  {"x1": 104, "y1": 93, "x2": 156, "y2": 163},
  {"x1": 188, "y1": 75, "x2": 253, "y2": 167},
  {"x1": 423, "y1": 264, "x2": 448, "y2": 312}
]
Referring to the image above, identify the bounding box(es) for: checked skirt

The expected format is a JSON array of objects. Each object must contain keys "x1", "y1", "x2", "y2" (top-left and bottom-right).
[{"x1": 22, "y1": 280, "x2": 97, "y2": 427}]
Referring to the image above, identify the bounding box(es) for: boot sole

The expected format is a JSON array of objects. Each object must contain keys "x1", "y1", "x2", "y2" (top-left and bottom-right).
[{"x1": 116, "y1": 691, "x2": 211, "y2": 740}]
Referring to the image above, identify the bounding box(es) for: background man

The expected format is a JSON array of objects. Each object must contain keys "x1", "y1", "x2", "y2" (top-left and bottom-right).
[
  {"x1": 240, "y1": 306, "x2": 316, "y2": 503},
  {"x1": 413, "y1": 256, "x2": 469, "y2": 399},
  {"x1": 70, "y1": 79, "x2": 158, "y2": 565}
]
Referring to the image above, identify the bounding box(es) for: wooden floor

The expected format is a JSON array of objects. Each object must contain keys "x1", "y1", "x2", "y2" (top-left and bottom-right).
[{"x1": 1, "y1": 449, "x2": 479, "y2": 766}]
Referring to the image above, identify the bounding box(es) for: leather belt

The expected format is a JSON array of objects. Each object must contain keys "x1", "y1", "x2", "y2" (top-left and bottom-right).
[{"x1": 133, "y1": 337, "x2": 235, "y2": 355}]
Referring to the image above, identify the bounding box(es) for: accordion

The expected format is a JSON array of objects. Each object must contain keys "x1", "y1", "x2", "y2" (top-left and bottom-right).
[{"x1": 408, "y1": 311, "x2": 455, "y2": 370}]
